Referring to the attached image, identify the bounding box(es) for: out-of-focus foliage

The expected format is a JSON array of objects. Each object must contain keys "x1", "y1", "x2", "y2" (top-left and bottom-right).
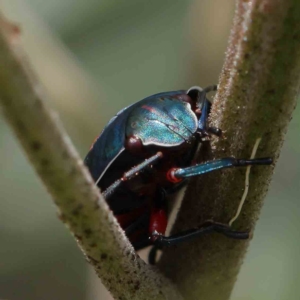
[{"x1": 0, "y1": 1, "x2": 299, "y2": 300}]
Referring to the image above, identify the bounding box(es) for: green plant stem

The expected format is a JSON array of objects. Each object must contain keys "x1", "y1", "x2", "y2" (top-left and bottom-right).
[
  {"x1": 158, "y1": 1, "x2": 300, "y2": 299},
  {"x1": 0, "y1": 15, "x2": 182, "y2": 300}
]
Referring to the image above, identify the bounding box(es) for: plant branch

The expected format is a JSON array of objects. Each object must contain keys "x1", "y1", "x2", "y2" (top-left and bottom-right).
[
  {"x1": 158, "y1": 1, "x2": 300, "y2": 299},
  {"x1": 0, "y1": 15, "x2": 182, "y2": 300}
]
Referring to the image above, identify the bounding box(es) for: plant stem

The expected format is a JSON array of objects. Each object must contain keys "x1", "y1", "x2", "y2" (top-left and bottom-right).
[
  {"x1": 0, "y1": 15, "x2": 182, "y2": 300},
  {"x1": 158, "y1": 1, "x2": 300, "y2": 299}
]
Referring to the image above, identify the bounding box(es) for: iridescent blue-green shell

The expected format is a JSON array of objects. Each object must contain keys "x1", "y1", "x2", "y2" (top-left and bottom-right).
[
  {"x1": 84, "y1": 90, "x2": 197, "y2": 182},
  {"x1": 126, "y1": 97, "x2": 197, "y2": 146}
]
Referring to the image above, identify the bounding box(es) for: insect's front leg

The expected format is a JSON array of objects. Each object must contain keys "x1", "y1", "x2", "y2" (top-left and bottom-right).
[{"x1": 166, "y1": 157, "x2": 272, "y2": 183}]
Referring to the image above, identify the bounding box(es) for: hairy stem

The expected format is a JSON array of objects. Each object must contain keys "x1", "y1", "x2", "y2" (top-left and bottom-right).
[
  {"x1": 0, "y1": 15, "x2": 182, "y2": 300},
  {"x1": 158, "y1": 1, "x2": 300, "y2": 299}
]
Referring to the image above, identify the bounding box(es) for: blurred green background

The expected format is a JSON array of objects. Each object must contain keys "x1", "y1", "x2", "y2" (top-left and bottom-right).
[{"x1": 0, "y1": 1, "x2": 299, "y2": 299}]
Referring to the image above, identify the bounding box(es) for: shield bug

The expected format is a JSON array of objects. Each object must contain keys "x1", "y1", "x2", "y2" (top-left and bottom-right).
[{"x1": 84, "y1": 86, "x2": 272, "y2": 264}]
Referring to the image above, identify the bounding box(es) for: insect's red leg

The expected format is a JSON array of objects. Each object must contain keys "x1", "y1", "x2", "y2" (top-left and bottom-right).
[{"x1": 149, "y1": 207, "x2": 168, "y2": 242}]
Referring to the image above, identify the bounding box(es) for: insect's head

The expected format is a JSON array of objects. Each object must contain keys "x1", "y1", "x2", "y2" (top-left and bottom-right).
[
  {"x1": 187, "y1": 85, "x2": 217, "y2": 112},
  {"x1": 186, "y1": 86, "x2": 207, "y2": 112}
]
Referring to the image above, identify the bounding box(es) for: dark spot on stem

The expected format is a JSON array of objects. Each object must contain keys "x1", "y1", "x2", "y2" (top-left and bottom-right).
[
  {"x1": 266, "y1": 89, "x2": 275, "y2": 95},
  {"x1": 87, "y1": 255, "x2": 98, "y2": 264},
  {"x1": 40, "y1": 158, "x2": 50, "y2": 167},
  {"x1": 58, "y1": 212, "x2": 66, "y2": 222},
  {"x1": 101, "y1": 253, "x2": 108, "y2": 260},
  {"x1": 84, "y1": 228, "x2": 92, "y2": 237},
  {"x1": 134, "y1": 281, "x2": 140, "y2": 291},
  {"x1": 74, "y1": 234, "x2": 82, "y2": 241},
  {"x1": 31, "y1": 141, "x2": 41, "y2": 151},
  {"x1": 72, "y1": 204, "x2": 83, "y2": 216}
]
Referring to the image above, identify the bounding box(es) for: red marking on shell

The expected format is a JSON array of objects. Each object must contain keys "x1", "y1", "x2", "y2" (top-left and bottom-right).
[
  {"x1": 141, "y1": 105, "x2": 156, "y2": 113},
  {"x1": 89, "y1": 135, "x2": 99, "y2": 150}
]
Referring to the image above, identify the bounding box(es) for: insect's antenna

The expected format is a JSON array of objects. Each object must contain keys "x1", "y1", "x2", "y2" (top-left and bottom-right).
[
  {"x1": 199, "y1": 85, "x2": 217, "y2": 110},
  {"x1": 95, "y1": 175, "x2": 102, "y2": 186},
  {"x1": 202, "y1": 85, "x2": 218, "y2": 94}
]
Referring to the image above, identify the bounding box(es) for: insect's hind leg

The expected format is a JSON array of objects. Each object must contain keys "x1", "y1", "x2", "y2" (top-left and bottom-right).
[
  {"x1": 148, "y1": 220, "x2": 249, "y2": 264},
  {"x1": 153, "y1": 221, "x2": 249, "y2": 246},
  {"x1": 147, "y1": 188, "x2": 168, "y2": 265},
  {"x1": 147, "y1": 187, "x2": 249, "y2": 265},
  {"x1": 148, "y1": 244, "x2": 161, "y2": 265}
]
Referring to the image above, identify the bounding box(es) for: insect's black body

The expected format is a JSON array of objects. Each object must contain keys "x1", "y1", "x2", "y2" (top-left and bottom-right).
[
  {"x1": 84, "y1": 86, "x2": 272, "y2": 263},
  {"x1": 100, "y1": 139, "x2": 198, "y2": 249}
]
